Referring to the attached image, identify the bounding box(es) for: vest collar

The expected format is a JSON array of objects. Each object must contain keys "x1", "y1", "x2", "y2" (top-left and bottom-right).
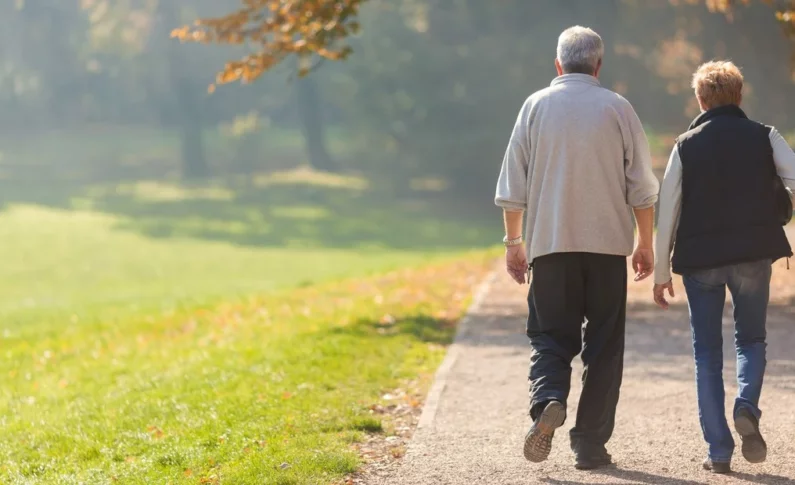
[{"x1": 689, "y1": 104, "x2": 748, "y2": 130}]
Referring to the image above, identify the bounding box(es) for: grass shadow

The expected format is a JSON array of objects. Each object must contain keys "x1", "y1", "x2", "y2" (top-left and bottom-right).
[
  {"x1": 0, "y1": 170, "x2": 499, "y2": 251},
  {"x1": 321, "y1": 314, "x2": 458, "y2": 346}
]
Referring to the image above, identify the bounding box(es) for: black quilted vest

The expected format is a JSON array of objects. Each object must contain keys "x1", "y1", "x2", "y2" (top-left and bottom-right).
[{"x1": 671, "y1": 105, "x2": 792, "y2": 274}]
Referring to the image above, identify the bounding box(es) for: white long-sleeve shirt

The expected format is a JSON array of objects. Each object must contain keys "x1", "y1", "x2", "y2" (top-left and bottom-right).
[{"x1": 654, "y1": 128, "x2": 795, "y2": 284}]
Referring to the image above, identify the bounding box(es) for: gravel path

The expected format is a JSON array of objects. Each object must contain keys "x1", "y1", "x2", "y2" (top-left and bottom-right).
[{"x1": 371, "y1": 264, "x2": 795, "y2": 485}]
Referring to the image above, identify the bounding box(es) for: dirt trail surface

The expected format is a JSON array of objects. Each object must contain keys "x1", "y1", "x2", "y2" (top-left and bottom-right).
[{"x1": 369, "y1": 262, "x2": 795, "y2": 485}]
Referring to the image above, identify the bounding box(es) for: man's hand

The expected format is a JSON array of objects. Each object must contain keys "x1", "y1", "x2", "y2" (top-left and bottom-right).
[
  {"x1": 653, "y1": 281, "x2": 675, "y2": 309},
  {"x1": 631, "y1": 247, "x2": 654, "y2": 282},
  {"x1": 506, "y1": 244, "x2": 528, "y2": 285}
]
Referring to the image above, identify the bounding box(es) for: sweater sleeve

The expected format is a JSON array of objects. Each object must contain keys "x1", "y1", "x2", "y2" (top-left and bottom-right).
[
  {"x1": 654, "y1": 146, "x2": 683, "y2": 285},
  {"x1": 622, "y1": 101, "x2": 660, "y2": 209},
  {"x1": 495, "y1": 101, "x2": 531, "y2": 211},
  {"x1": 769, "y1": 127, "x2": 795, "y2": 196}
]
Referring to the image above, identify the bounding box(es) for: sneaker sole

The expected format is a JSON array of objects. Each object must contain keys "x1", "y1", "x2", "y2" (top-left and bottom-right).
[
  {"x1": 734, "y1": 413, "x2": 767, "y2": 464},
  {"x1": 523, "y1": 401, "x2": 566, "y2": 463}
]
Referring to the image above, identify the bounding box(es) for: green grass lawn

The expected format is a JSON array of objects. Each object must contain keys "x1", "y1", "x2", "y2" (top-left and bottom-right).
[
  {"x1": 0, "y1": 170, "x2": 498, "y2": 484},
  {"x1": 0, "y1": 204, "x2": 448, "y2": 335}
]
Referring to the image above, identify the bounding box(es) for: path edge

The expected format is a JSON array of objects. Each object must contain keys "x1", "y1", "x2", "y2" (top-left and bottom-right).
[{"x1": 415, "y1": 267, "x2": 500, "y2": 431}]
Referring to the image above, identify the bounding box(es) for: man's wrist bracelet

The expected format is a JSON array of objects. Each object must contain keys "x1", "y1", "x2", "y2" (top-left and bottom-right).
[{"x1": 503, "y1": 235, "x2": 523, "y2": 247}]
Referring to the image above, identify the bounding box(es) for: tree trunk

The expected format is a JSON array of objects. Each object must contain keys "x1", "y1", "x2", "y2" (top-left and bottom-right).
[
  {"x1": 295, "y1": 75, "x2": 337, "y2": 172},
  {"x1": 158, "y1": 2, "x2": 208, "y2": 180},
  {"x1": 174, "y1": 78, "x2": 208, "y2": 179}
]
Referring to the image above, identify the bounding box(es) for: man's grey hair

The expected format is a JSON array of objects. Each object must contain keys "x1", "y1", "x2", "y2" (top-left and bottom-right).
[{"x1": 556, "y1": 26, "x2": 604, "y2": 75}]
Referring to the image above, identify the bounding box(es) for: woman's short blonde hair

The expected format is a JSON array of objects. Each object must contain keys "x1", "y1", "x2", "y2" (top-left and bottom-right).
[{"x1": 692, "y1": 61, "x2": 744, "y2": 109}]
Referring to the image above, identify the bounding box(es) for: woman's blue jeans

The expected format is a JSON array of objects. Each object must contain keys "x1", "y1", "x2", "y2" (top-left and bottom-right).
[{"x1": 682, "y1": 259, "x2": 770, "y2": 463}]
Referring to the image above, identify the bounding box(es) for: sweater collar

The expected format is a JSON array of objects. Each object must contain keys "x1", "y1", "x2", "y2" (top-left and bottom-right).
[
  {"x1": 688, "y1": 104, "x2": 748, "y2": 130},
  {"x1": 550, "y1": 73, "x2": 601, "y2": 87}
]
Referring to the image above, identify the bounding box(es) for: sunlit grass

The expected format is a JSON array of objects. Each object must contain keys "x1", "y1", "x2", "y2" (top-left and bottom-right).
[
  {"x1": 0, "y1": 256, "x2": 496, "y2": 484},
  {"x1": 0, "y1": 205, "x2": 440, "y2": 336},
  {"x1": 254, "y1": 167, "x2": 370, "y2": 190},
  {"x1": 106, "y1": 181, "x2": 236, "y2": 202},
  {"x1": 0, "y1": 173, "x2": 498, "y2": 483},
  {"x1": 0, "y1": 168, "x2": 496, "y2": 325}
]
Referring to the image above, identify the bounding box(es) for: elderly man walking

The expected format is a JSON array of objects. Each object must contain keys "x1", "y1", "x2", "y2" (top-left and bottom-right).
[
  {"x1": 653, "y1": 61, "x2": 795, "y2": 474},
  {"x1": 494, "y1": 26, "x2": 659, "y2": 470}
]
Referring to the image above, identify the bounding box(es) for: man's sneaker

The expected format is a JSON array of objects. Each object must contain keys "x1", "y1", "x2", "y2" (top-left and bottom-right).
[
  {"x1": 523, "y1": 401, "x2": 566, "y2": 463},
  {"x1": 703, "y1": 458, "x2": 732, "y2": 474},
  {"x1": 734, "y1": 407, "x2": 767, "y2": 463},
  {"x1": 575, "y1": 451, "x2": 613, "y2": 470}
]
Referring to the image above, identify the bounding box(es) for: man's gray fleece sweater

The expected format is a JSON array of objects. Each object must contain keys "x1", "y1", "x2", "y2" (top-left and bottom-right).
[{"x1": 495, "y1": 73, "x2": 659, "y2": 263}]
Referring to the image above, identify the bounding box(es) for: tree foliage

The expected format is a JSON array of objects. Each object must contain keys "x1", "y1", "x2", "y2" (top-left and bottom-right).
[
  {"x1": 177, "y1": 0, "x2": 795, "y2": 86},
  {"x1": 2, "y1": 0, "x2": 793, "y2": 196},
  {"x1": 701, "y1": 0, "x2": 794, "y2": 32},
  {"x1": 696, "y1": 0, "x2": 795, "y2": 68},
  {"x1": 172, "y1": 0, "x2": 365, "y2": 90}
]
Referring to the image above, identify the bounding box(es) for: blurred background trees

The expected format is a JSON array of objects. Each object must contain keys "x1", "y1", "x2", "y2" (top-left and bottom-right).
[{"x1": 0, "y1": 0, "x2": 793, "y2": 207}]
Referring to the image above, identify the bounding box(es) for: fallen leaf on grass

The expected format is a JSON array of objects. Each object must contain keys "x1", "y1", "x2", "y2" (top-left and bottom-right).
[
  {"x1": 146, "y1": 425, "x2": 164, "y2": 439},
  {"x1": 369, "y1": 404, "x2": 387, "y2": 414},
  {"x1": 181, "y1": 320, "x2": 198, "y2": 334}
]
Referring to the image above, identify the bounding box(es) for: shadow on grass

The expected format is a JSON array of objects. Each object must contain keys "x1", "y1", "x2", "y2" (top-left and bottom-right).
[
  {"x1": 323, "y1": 314, "x2": 458, "y2": 346},
  {"x1": 0, "y1": 171, "x2": 499, "y2": 251}
]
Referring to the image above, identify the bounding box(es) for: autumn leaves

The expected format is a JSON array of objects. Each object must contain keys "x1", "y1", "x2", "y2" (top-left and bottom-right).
[{"x1": 171, "y1": 0, "x2": 365, "y2": 91}]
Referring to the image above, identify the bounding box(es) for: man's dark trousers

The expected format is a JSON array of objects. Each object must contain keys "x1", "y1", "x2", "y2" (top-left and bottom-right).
[{"x1": 527, "y1": 252, "x2": 627, "y2": 455}]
